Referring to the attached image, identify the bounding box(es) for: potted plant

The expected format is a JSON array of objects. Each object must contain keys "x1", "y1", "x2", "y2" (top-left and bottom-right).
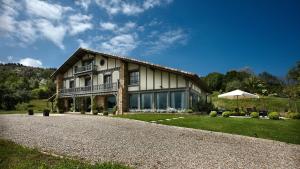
[
  {"x1": 43, "y1": 109, "x2": 50, "y2": 116},
  {"x1": 28, "y1": 109, "x2": 34, "y2": 115}
]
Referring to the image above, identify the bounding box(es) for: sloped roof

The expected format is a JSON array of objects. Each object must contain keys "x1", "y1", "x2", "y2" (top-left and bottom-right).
[{"x1": 51, "y1": 48, "x2": 210, "y2": 92}]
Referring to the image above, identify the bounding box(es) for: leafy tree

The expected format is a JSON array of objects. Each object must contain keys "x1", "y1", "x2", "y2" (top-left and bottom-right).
[
  {"x1": 204, "y1": 72, "x2": 224, "y2": 92},
  {"x1": 258, "y1": 72, "x2": 283, "y2": 95},
  {"x1": 225, "y1": 80, "x2": 243, "y2": 92},
  {"x1": 287, "y1": 61, "x2": 300, "y2": 84}
]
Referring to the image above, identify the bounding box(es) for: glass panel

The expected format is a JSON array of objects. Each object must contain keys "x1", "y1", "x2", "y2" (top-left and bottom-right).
[
  {"x1": 156, "y1": 92, "x2": 167, "y2": 109},
  {"x1": 69, "y1": 81, "x2": 74, "y2": 88},
  {"x1": 107, "y1": 96, "x2": 116, "y2": 109},
  {"x1": 141, "y1": 93, "x2": 152, "y2": 109},
  {"x1": 129, "y1": 71, "x2": 139, "y2": 85},
  {"x1": 104, "y1": 75, "x2": 112, "y2": 84},
  {"x1": 129, "y1": 94, "x2": 139, "y2": 109},
  {"x1": 85, "y1": 77, "x2": 91, "y2": 86},
  {"x1": 171, "y1": 91, "x2": 185, "y2": 109}
]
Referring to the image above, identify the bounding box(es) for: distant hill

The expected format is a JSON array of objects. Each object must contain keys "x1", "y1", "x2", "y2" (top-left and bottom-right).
[{"x1": 0, "y1": 63, "x2": 56, "y2": 110}]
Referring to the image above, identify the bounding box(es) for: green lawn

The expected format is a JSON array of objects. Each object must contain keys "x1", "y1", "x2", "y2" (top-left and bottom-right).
[
  {"x1": 116, "y1": 114, "x2": 300, "y2": 144},
  {"x1": 0, "y1": 139, "x2": 131, "y2": 169},
  {"x1": 0, "y1": 99, "x2": 49, "y2": 114}
]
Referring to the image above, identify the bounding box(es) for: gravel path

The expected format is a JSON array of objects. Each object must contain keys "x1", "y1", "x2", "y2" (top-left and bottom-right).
[{"x1": 0, "y1": 114, "x2": 299, "y2": 169}]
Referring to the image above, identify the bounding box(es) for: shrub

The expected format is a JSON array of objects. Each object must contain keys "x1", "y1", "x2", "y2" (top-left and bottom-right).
[
  {"x1": 286, "y1": 112, "x2": 300, "y2": 119},
  {"x1": 28, "y1": 109, "x2": 34, "y2": 115},
  {"x1": 268, "y1": 112, "x2": 279, "y2": 120},
  {"x1": 240, "y1": 111, "x2": 246, "y2": 116},
  {"x1": 186, "y1": 109, "x2": 193, "y2": 114},
  {"x1": 222, "y1": 111, "x2": 231, "y2": 117},
  {"x1": 103, "y1": 111, "x2": 109, "y2": 116},
  {"x1": 209, "y1": 111, "x2": 217, "y2": 117},
  {"x1": 43, "y1": 109, "x2": 50, "y2": 116},
  {"x1": 97, "y1": 106, "x2": 104, "y2": 113},
  {"x1": 250, "y1": 112, "x2": 259, "y2": 118}
]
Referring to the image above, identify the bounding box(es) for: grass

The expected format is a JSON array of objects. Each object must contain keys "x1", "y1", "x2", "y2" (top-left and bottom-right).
[
  {"x1": 0, "y1": 139, "x2": 131, "y2": 169},
  {"x1": 211, "y1": 92, "x2": 300, "y2": 112},
  {"x1": 117, "y1": 114, "x2": 300, "y2": 144},
  {"x1": 0, "y1": 99, "x2": 49, "y2": 114}
]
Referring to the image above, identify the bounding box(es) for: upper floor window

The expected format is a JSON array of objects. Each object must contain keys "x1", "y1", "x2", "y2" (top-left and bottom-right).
[
  {"x1": 104, "y1": 74, "x2": 112, "y2": 84},
  {"x1": 129, "y1": 71, "x2": 139, "y2": 85},
  {"x1": 69, "y1": 80, "x2": 74, "y2": 88},
  {"x1": 100, "y1": 59, "x2": 105, "y2": 66}
]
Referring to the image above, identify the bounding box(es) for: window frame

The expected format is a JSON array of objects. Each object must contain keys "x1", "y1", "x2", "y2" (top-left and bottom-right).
[{"x1": 129, "y1": 70, "x2": 140, "y2": 86}]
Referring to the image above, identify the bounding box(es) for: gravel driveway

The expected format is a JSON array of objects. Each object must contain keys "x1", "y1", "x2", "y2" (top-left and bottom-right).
[{"x1": 0, "y1": 114, "x2": 299, "y2": 169}]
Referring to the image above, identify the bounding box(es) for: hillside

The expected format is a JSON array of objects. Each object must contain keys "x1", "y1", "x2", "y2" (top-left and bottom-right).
[{"x1": 0, "y1": 63, "x2": 56, "y2": 110}]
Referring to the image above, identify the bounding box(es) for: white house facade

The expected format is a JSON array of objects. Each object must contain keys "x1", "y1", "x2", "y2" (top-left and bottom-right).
[{"x1": 50, "y1": 48, "x2": 209, "y2": 114}]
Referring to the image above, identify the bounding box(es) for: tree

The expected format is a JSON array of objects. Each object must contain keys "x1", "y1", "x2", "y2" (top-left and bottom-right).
[
  {"x1": 258, "y1": 72, "x2": 283, "y2": 95},
  {"x1": 225, "y1": 80, "x2": 243, "y2": 92},
  {"x1": 287, "y1": 61, "x2": 300, "y2": 84},
  {"x1": 204, "y1": 72, "x2": 224, "y2": 92}
]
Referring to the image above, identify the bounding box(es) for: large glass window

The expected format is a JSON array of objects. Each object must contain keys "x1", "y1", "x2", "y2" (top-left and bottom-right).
[
  {"x1": 141, "y1": 93, "x2": 152, "y2": 109},
  {"x1": 129, "y1": 71, "x2": 139, "y2": 85},
  {"x1": 129, "y1": 94, "x2": 139, "y2": 109},
  {"x1": 171, "y1": 91, "x2": 185, "y2": 109},
  {"x1": 156, "y1": 92, "x2": 168, "y2": 109}
]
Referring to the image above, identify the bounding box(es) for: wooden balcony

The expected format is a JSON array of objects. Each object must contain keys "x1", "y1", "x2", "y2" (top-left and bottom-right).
[
  {"x1": 59, "y1": 82, "x2": 118, "y2": 96},
  {"x1": 74, "y1": 64, "x2": 97, "y2": 75}
]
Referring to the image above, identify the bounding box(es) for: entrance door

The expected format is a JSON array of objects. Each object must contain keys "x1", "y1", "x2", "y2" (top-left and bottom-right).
[{"x1": 107, "y1": 95, "x2": 116, "y2": 110}]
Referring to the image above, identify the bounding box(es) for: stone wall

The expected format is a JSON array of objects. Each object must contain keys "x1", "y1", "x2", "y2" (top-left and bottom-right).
[{"x1": 117, "y1": 61, "x2": 128, "y2": 114}]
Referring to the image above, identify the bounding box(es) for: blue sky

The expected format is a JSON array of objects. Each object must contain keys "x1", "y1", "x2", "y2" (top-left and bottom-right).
[{"x1": 0, "y1": 0, "x2": 299, "y2": 77}]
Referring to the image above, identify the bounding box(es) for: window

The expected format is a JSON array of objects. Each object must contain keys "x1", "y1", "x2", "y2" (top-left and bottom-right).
[
  {"x1": 107, "y1": 96, "x2": 116, "y2": 109},
  {"x1": 100, "y1": 59, "x2": 105, "y2": 66},
  {"x1": 156, "y1": 92, "x2": 167, "y2": 109},
  {"x1": 129, "y1": 94, "x2": 139, "y2": 109},
  {"x1": 69, "y1": 80, "x2": 74, "y2": 88},
  {"x1": 85, "y1": 77, "x2": 91, "y2": 86},
  {"x1": 170, "y1": 91, "x2": 186, "y2": 109},
  {"x1": 141, "y1": 93, "x2": 152, "y2": 109},
  {"x1": 129, "y1": 71, "x2": 139, "y2": 85},
  {"x1": 104, "y1": 75, "x2": 112, "y2": 84},
  {"x1": 82, "y1": 60, "x2": 92, "y2": 66}
]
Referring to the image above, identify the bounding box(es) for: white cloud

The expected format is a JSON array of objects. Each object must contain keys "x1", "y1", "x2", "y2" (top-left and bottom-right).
[
  {"x1": 147, "y1": 29, "x2": 187, "y2": 54},
  {"x1": 25, "y1": 0, "x2": 72, "y2": 20},
  {"x1": 68, "y1": 14, "x2": 93, "y2": 35},
  {"x1": 77, "y1": 39, "x2": 92, "y2": 49},
  {"x1": 100, "y1": 22, "x2": 117, "y2": 31},
  {"x1": 100, "y1": 21, "x2": 137, "y2": 34},
  {"x1": 75, "y1": 0, "x2": 92, "y2": 11},
  {"x1": 35, "y1": 19, "x2": 67, "y2": 49},
  {"x1": 95, "y1": 0, "x2": 173, "y2": 15},
  {"x1": 19, "y1": 57, "x2": 43, "y2": 67},
  {"x1": 99, "y1": 34, "x2": 138, "y2": 55}
]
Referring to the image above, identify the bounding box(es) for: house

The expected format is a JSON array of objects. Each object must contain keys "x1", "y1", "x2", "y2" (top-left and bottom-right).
[{"x1": 50, "y1": 48, "x2": 209, "y2": 114}]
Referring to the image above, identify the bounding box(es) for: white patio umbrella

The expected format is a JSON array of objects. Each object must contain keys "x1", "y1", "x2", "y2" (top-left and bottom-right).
[{"x1": 218, "y1": 89, "x2": 259, "y2": 108}]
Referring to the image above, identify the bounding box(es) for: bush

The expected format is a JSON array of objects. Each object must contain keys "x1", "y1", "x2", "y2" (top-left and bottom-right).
[
  {"x1": 268, "y1": 112, "x2": 280, "y2": 120},
  {"x1": 286, "y1": 112, "x2": 300, "y2": 119},
  {"x1": 43, "y1": 109, "x2": 50, "y2": 116},
  {"x1": 103, "y1": 111, "x2": 109, "y2": 116},
  {"x1": 222, "y1": 111, "x2": 231, "y2": 117},
  {"x1": 209, "y1": 111, "x2": 217, "y2": 117},
  {"x1": 28, "y1": 109, "x2": 34, "y2": 115},
  {"x1": 97, "y1": 106, "x2": 104, "y2": 113},
  {"x1": 186, "y1": 109, "x2": 193, "y2": 113},
  {"x1": 240, "y1": 111, "x2": 246, "y2": 116},
  {"x1": 250, "y1": 112, "x2": 259, "y2": 118}
]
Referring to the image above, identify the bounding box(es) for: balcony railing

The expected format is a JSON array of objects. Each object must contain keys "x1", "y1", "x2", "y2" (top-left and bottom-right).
[
  {"x1": 74, "y1": 64, "x2": 97, "y2": 74},
  {"x1": 60, "y1": 82, "x2": 118, "y2": 95}
]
